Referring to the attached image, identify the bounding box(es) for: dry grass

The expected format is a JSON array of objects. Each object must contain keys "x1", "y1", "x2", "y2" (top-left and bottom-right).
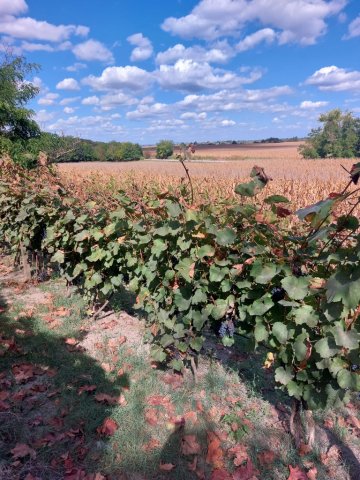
[{"x1": 57, "y1": 143, "x2": 358, "y2": 213}]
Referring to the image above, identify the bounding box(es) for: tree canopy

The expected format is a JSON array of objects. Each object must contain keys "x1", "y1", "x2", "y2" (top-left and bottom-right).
[{"x1": 299, "y1": 109, "x2": 360, "y2": 159}]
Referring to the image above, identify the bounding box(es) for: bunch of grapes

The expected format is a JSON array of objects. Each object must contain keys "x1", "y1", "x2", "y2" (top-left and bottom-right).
[
  {"x1": 271, "y1": 286, "x2": 286, "y2": 302},
  {"x1": 219, "y1": 320, "x2": 235, "y2": 338}
]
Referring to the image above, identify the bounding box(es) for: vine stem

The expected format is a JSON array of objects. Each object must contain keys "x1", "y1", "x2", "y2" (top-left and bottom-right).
[{"x1": 178, "y1": 157, "x2": 194, "y2": 205}]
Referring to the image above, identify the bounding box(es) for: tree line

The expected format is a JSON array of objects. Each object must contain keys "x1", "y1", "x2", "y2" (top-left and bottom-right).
[{"x1": 1, "y1": 52, "x2": 360, "y2": 167}]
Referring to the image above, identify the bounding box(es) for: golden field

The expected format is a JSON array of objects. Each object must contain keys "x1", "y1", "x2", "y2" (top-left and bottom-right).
[{"x1": 57, "y1": 142, "x2": 359, "y2": 215}]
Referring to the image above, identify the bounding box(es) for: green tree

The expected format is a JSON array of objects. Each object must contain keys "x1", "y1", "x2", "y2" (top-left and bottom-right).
[
  {"x1": 0, "y1": 53, "x2": 40, "y2": 141},
  {"x1": 119, "y1": 142, "x2": 143, "y2": 161},
  {"x1": 299, "y1": 109, "x2": 360, "y2": 159},
  {"x1": 156, "y1": 139, "x2": 174, "y2": 159}
]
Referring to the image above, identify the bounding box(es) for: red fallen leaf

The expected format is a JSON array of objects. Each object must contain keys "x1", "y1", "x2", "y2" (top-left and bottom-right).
[
  {"x1": 143, "y1": 437, "x2": 161, "y2": 452},
  {"x1": 63, "y1": 468, "x2": 87, "y2": 480},
  {"x1": 0, "y1": 400, "x2": 10, "y2": 411},
  {"x1": 101, "y1": 362, "x2": 114, "y2": 373},
  {"x1": 11, "y1": 443, "x2": 36, "y2": 459},
  {"x1": 12, "y1": 363, "x2": 35, "y2": 383},
  {"x1": 228, "y1": 444, "x2": 249, "y2": 466},
  {"x1": 24, "y1": 474, "x2": 40, "y2": 480},
  {"x1": 53, "y1": 307, "x2": 71, "y2": 317},
  {"x1": 298, "y1": 443, "x2": 311, "y2": 456},
  {"x1": 65, "y1": 338, "x2": 78, "y2": 345},
  {"x1": 347, "y1": 415, "x2": 360, "y2": 430},
  {"x1": 163, "y1": 372, "x2": 184, "y2": 389},
  {"x1": 159, "y1": 462, "x2": 176, "y2": 471},
  {"x1": 108, "y1": 336, "x2": 127, "y2": 349},
  {"x1": 232, "y1": 458, "x2": 259, "y2": 480},
  {"x1": 196, "y1": 400, "x2": 204, "y2": 412},
  {"x1": 145, "y1": 408, "x2": 159, "y2": 426},
  {"x1": 97, "y1": 418, "x2": 119, "y2": 436},
  {"x1": 287, "y1": 466, "x2": 308, "y2": 480},
  {"x1": 95, "y1": 393, "x2": 121, "y2": 405},
  {"x1": 257, "y1": 450, "x2": 276, "y2": 465},
  {"x1": 206, "y1": 432, "x2": 224, "y2": 469},
  {"x1": 0, "y1": 391, "x2": 9, "y2": 401},
  {"x1": 188, "y1": 456, "x2": 198, "y2": 471},
  {"x1": 306, "y1": 465, "x2": 318, "y2": 480},
  {"x1": 181, "y1": 435, "x2": 201, "y2": 455},
  {"x1": 184, "y1": 411, "x2": 198, "y2": 423},
  {"x1": 78, "y1": 385, "x2": 97, "y2": 395},
  {"x1": 210, "y1": 469, "x2": 232, "y2": 480},
  {"x1": 48, "y1": 417, "x2": 64, "y2": 430},
  {"x1": 320, "y1": 445, "x2": 341, "y2": 466}
]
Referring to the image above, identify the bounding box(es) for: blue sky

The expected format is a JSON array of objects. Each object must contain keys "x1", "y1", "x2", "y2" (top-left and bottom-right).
[{"x1": 1, "y1": 0, "x2": 360, "y2": 144}]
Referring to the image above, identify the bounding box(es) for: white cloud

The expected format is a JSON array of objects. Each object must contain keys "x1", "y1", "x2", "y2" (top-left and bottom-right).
[
  {"x1": 220, "y1": 119, "x2": 236, "y2": 126},
  {"x1": 64, "y1": 107, "x2": 75, "y2": 114},
  {"x1": 0, "y1": 16, "x2": 89, "y2": 42},
  {"x1": 56, "y1": 78, "x2": 80, "y2": 91},
  {"x1": 72, "y1": 39, "x2": 114, "y2": 63},
  {"x1": 35, "y1": 109, "x2": 54, "y2": 123},
  {"x1": 181, "y1": 112, "x2": 207, "y2": 120},
  {"x1": 47, "y1": 114, "x2": 126, "y2": 139},
  {"x1": 66, "y1": 62, "x2": 87, "y2": 72},
  {"x1": 38, "y1": 92, "x2": 59, "y2": 106},
  {"x1": 236, "y1": 28, "x2": 276, "y2": 52},
  {"x1": 162, "y1": 0, "x2": 346, "y2": 45},
  {"x1": 127, "y1": 33, "x2": 153, "y2": 61},
  {"x1": 344, "y1": 15, "x2": 360, "y2": 39},
  {"x1": 157, "y1": 59, "x2": 262, "y2": 92},
  {"x1": 20, "y1": 41, "x2": 55, "y2": 52},
  {"x1": 126, "y1": 102, "x2": 170, "y2": 120},
  {"x1": 82, "y1": 96, "x2": 100, "y2": 105},
  {"x1": 0, "y1": 0, "x2": 27, "y2": 16},
  {"x1": 156, "y1": 41, "x2": 234, "y2": 64},
  {"x1": 300, "y1": 100, "x2": 329, "y2": 109},
  {"x1": 83, "y1": 66, "x2": 153, "y2": 91},
  {"x1": 59, "y1": 96, "x2": 81, "y2": 105},
  {"x1": 305, "y1": 65, "x2": 360, "y2": 91}
]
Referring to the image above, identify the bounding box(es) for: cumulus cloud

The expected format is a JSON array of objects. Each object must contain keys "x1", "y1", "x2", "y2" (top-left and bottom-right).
[
  {"x1": 305, "y1": 65, "x2": 360, "y2": 91},
  {"x1": 162, "y1": 0, "x2": 346, "y2": 45},
  {"x1": 83, "y1": 66, "x2": 153, "y2": 91},
  {"x1": 157, "y1": 59, "x2": 263, "y2": 92},
  {"x1": 156, "y1": 41, "x2": 234, "y2": 64},
  {"x1": 66, "y1": 62, "x2": 87, "y2": 72},
  {"x1": 73, "y1": 39, "x2": 114, "y2": 63},
  {"x1": 81, "y1": 93, "x2": 137, "y2": 110},
  {"x1": 236, "y1": 28, "x2": 276, "y2": 52},
  {"x1": 300, "y1": 100, "x2": 329, "y2": 109},
  {"x1": 59, "y1": 96, "x2": 81, "y2": 106},
  {"x1": 64, "y1": 107, "x2": 76, "y2": 114},
  {"x1": 220, "y1": 119, "x2": 236, "y2": 126},
  {"x1": 0, "y1": 16, "x2": 89, "y2": 42},
  {"x1": 344, "y1": 15, "x2": 360, "y2": 39},
  {"x1": 56, "y1": 78, "x2": 80, "y2": 90},
  {"x1": 38, "y1": 92, "x2": 59, "y2": 106},
  {"x1": 0, "y1": 0, "x2": 28, "y2": 16},
  {"x1": 82, "y1": 96, "x2": 100, "y2": 105},
  {"x1": 35, "y1": 109, "x2": 54, "y2": 123},
  {"x1": 127, "y1": 33, "x2": 153, "y2": 61}
]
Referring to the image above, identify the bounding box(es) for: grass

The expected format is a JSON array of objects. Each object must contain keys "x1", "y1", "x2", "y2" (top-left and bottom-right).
[{"x1": 0, "y1": 274, "x2": 359, "y2": 479}]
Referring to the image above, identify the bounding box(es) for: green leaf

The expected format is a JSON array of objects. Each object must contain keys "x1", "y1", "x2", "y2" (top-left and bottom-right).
[
  {"x1": 209, "y1": 265, "x2": 227, "y2": 283},
  {"x1": 287, "y1": 381, "x2": 303, "y2": 399},
  {"x1": 74, "y1": 230, "x2": 90, "y2": 242},
  {"x1": 272, "y1": 322, "x2": 289, "y2": 344},
  {"x1": 250, "y1": 262, "x2": 277, "y2": 284},
  {"x1": 296, "y1": 198, "x2": 335, "y2": 226},
  {"x1": 331, "y1": 326, "x2": 360, "y2": 350},
  {"x1": 314, "y1": 337, "x2": 339, "y2": 358},
  {"x1": 281, "y1": 276, "x2": 309, "y2": 300},
  {"x1": 192, "y1": 289, "x2": 207, "y2": 305},
  {"x1": 264, "y1": 195, "x2": 290, "y2": 204},
  {"x1": 222, "y1": 336, "x2": 235, "y2": 347},
  {"x1": 86, "y1": 248, "x2": 106, "y2": 262},
  {"x1": 293, "y1": 305, "x2": 319, "y2": 328},
  {"x1": 215, "y1": 228, "x2": 236, "y2": 246},
  {"x1": 176, "y1": 257, "x2": 195, "y2": 283},
  {"x1": 166, "y1": 202, "x2": 182, "y2": 218},
  {"x1": 198, "y1": 244, "x2": 215, "y2": 258},
  {"x1": 190, "y1": 337, "x2": 204, "y2": 352},
  {"x1": 151, "y1": 345, "x2": 166, "y2": 363},
  {"x1": 51, "y1": 250, "x2": 64, "y2": 264},
  {"x1": 169, "y1": 359, "x2": 183, "y2": 371},
  {"x1": 326, "y1": 268, "x2": 360, "y2": 309},
  {"x1": 248, "y1": 296, "x2": 274, "y2": 316},
  {"x1": 337, "y1": 369, "x2": 359, "y2": 390},
  {"x1": 254, "y1": 321, "x2": 268, "y2": 343},
  {"x1": 151, "y1": 238, "x2": 167, "y2": 257},
  {"x1": 234, "y1": 181, "x2": 258, "y2": 197},
  {"x1": 275, "y1": 366, "x2": 294, "y2": 385},
  {"x1": 337, "y1": 215, "x2": 359, "y2": 231},
  {"x1": 211, "y1": 299, "x2": 228, "y2": 320}
]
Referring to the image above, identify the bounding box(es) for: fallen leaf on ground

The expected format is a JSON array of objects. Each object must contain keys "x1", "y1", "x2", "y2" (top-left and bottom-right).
[
  {"x1": 232, "y1": 458, "x2": 259, "y2": 480},
  {"x1": 95, "y1": 393, "x2": 120, "y2": 405},
  {"x1": 257, "y1": 450, "x2": 275, "y2": 466},
  {"x1": 228, "y1": 444, "x2": 249, "y2": 466},
  {"x1": 145, "y1": 408, "x2": 159, "y2": 426},
  {"x1": 143, "y1": 438, "x2": 161, "y2": 452},
  {"x1": 210, "y1": 469, "x2": 232, "y2": 480},
  {"x1": 298, "y1": 443, "x2": 311, "y2": 456},
  {"x1": 181, "y1": 435, "x2": 201, "y2": 455},
  {"x1": 96, "y1": 418, "x2": 119, "y2": 436},
  {"x1": 11, "y1": 443, "x2": 36, "y2": 459},
  {"x1": 206, "y1": 432, "x2": 224, "y2": 469},
  {"x1": 159, "y1": 462, "x2": 176, "y2": 471},
  {"x1": 320, "y1": 445, "x2": 341, "y2": 466},
  {"x1": 78, "y1": 385, "x2": 97, "y2": 395},
  {"x1": 287, "y1": 465, "x2": 308, "y2": 480}
]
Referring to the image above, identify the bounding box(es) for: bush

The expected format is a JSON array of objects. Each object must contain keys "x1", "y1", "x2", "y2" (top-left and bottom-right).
[
  {"x1": 119, "y1": 142, "x2": 143, "y2": 161},
  {"x1": 156, "y1": 140, "x2": 174, "y2": 159}
]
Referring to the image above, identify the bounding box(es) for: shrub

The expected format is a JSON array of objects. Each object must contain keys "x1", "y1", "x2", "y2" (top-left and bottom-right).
[{"x1": 156, "y1": 140, "x2": 174, "y2": 159}]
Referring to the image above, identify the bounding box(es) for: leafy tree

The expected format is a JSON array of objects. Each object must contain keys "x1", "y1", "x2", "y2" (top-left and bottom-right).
[
  {"x1": 119, "y1": 142, "x2": 143, "y2": 161},
  {"x1": 156, "y1": 139, "x2": 174, "y2": 159},
  {"x1": 299, "y1": 109, "x2": 360, "y2": 159},
  {"x1": 0, "y1": 53, "x2": 40, "y2": 141}
]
